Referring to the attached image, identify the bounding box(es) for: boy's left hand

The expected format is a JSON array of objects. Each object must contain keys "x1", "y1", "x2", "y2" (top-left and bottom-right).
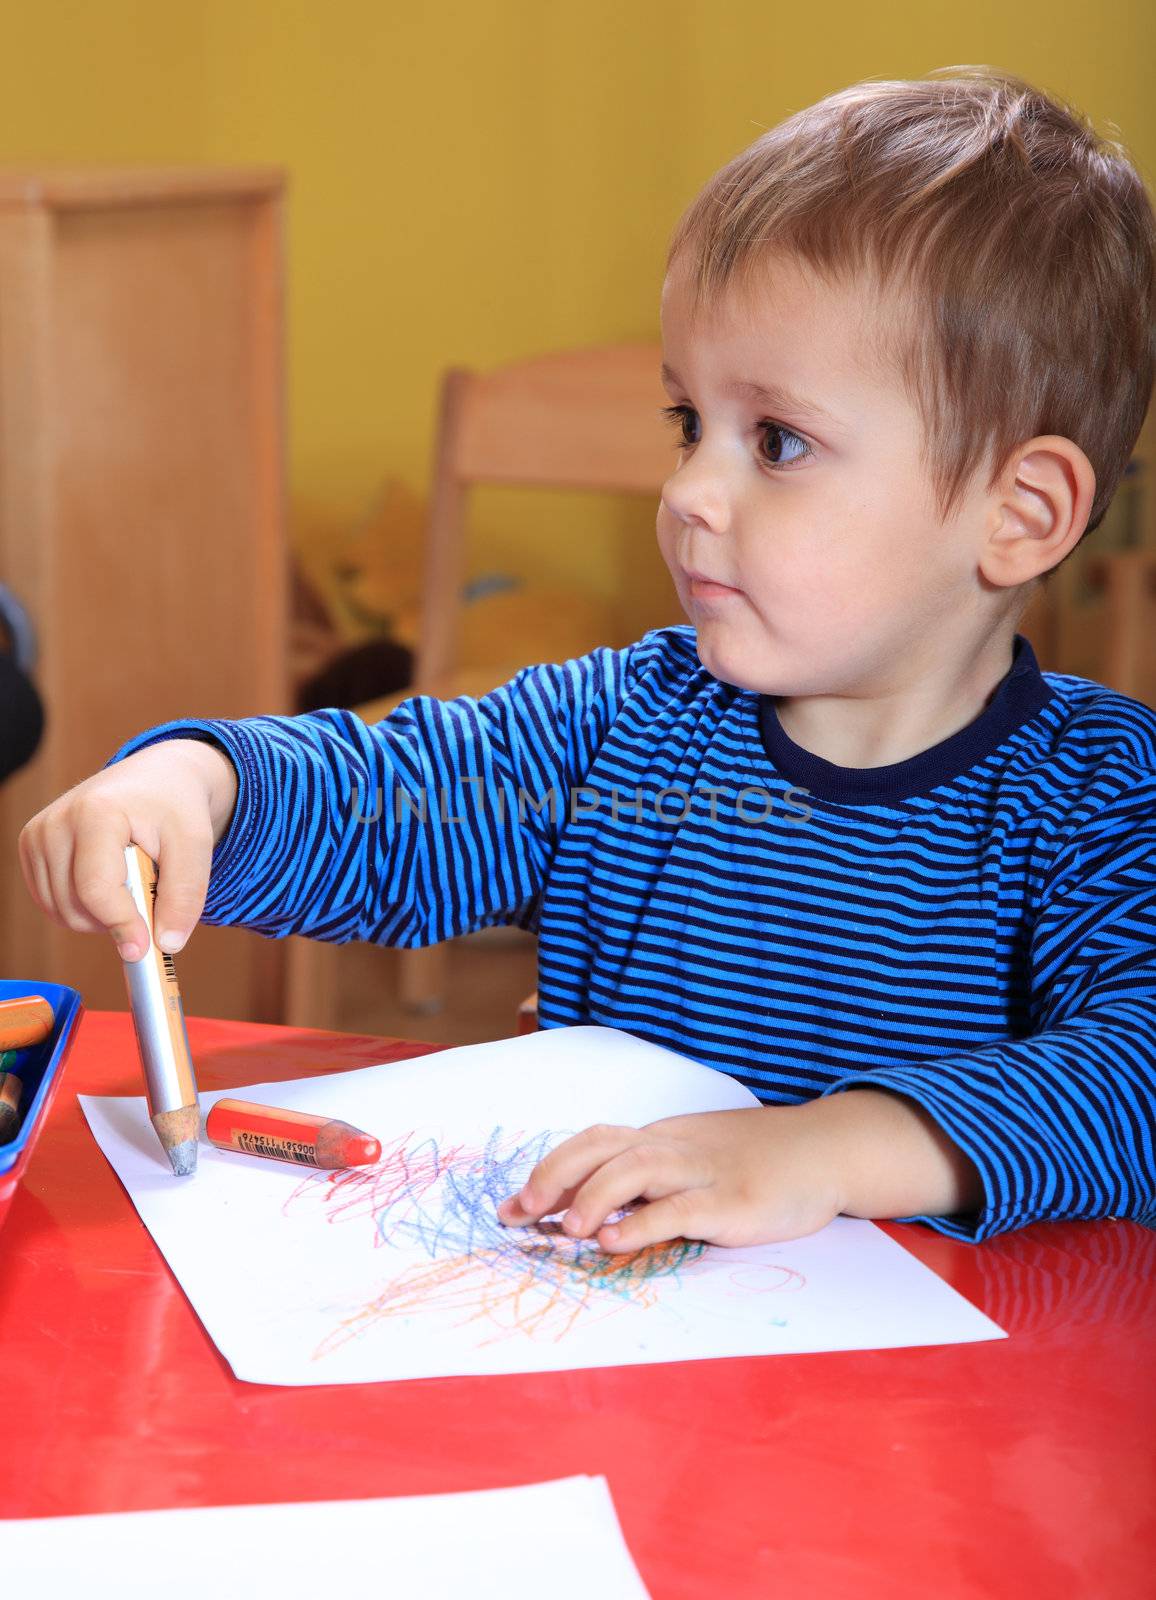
[{"x1": 495, "y1": 1105, "x2": 846, "y2": 1253}]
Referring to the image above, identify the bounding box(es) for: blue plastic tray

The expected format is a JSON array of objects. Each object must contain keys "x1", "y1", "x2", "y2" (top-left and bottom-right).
[{"x1": 0, "y1": 977, "x2": 85, "y2": 1228}]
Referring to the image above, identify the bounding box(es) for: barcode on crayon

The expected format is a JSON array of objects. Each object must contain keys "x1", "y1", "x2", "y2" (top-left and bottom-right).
[{"x1": 236, "y1": 1131, "x2": 317, "y2": 1165}]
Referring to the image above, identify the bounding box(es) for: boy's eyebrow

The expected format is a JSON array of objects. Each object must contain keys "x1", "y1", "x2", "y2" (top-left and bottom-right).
[{"x1": 660, "y1": 362, "x2": 841, "y2": 428}]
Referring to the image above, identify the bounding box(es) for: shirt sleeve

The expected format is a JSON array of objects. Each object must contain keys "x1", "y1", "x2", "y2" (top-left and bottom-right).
[
  {"x1": 817, "y1": 762, "x2": 1156, "y2": 1242},
  {"x1": 102, "y1": 641, "x2": 641, "y2": 947}
]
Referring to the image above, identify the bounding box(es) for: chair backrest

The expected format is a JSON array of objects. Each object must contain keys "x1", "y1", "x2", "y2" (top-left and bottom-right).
[{"x1": 416, "y1": 343, "x2": 670, "y2": 690}]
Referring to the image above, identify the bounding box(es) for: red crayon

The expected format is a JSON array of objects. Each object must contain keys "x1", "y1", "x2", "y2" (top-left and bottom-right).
[{"x1": 205, "y1": 1098, "x2": 381, "y2": 1170}]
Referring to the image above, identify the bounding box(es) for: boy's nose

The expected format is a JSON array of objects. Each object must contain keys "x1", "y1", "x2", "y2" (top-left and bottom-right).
[{"x1": 660, "y1": 458, "x2": 732, "y2": 535}]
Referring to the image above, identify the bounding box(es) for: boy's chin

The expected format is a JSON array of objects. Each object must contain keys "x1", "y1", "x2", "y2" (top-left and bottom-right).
[{"x1": 692, "y1": 622, "x2": 773, "y2": 694}]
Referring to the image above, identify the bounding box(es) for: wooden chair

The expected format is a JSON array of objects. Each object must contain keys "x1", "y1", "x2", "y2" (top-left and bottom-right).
[
  {"x1": 285, "y1": 343, "x2": 672, "y2": 1029},
  {"x1": 516, "y1": 989, "x2": 539, "y2": 1035}
]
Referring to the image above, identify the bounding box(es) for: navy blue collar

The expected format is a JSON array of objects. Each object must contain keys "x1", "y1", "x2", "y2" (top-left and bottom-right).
[{"x1": 757, "y1": 633, "x2": 1053, "y2": 805}]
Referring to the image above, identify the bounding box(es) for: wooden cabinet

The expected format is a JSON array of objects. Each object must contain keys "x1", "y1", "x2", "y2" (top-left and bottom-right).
[{"x1": 0, "y1": 168, "x2": 289, "y2": 1020}]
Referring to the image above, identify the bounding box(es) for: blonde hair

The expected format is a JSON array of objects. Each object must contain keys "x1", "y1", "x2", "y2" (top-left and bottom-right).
[{"x1": 665, "y1": 67, "x2": 1156, "y2": 557}]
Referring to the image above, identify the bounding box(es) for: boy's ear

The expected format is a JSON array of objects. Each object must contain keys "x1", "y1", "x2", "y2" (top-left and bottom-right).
[{"x1": 981, "y1": 436, "x2": 1096, "y2": 588}]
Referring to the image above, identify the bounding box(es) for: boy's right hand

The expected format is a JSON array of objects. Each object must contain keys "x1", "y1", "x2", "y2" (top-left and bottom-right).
[{"x1": 17, "y1": 738, "x2": 239, "y2": 963}]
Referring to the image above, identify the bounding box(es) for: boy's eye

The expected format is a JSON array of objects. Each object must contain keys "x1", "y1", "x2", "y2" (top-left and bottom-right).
[
  {"x1": 658, "y1": 404, "x2": 812, "y2": 470},
  {"x1": 761, "y1": 424, "x2": 811, "y2": 468},
  {"x1": 660, "y1": 403, "x2": 702, "y2": 449}
]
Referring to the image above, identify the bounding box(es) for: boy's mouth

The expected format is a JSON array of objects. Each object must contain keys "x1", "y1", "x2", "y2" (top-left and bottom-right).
[{"x1": 683, "y1": 567, "x2": 743, "y2": 599}]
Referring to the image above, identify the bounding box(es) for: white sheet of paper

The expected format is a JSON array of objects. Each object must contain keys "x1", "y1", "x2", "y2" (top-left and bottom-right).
[
  {"x1": 2, "y1": 1474, "x2": 652, "y2": 1599},
  {"x1": 81, "y1": 1024, "x2": 1005, "y2": 1385}
]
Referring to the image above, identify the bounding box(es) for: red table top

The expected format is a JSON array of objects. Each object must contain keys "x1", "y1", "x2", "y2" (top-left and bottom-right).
[{"x1": 5, "y1": 1009, "x2": 1155, "y2": 1598}]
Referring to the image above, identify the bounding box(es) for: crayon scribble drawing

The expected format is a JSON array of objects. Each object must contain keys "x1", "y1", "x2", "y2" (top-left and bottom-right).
[
  {"x1": 79, "y1": 1027, "x2": 1008, "y2": 1385},
  {"x1": 281, "y1": 1126, "x2": 807, "y2": 1361}
]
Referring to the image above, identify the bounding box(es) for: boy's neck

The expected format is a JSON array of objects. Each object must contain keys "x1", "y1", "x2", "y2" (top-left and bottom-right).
[{"x1": 770, "y1": 628, "x2": 1024, "y2": 772}]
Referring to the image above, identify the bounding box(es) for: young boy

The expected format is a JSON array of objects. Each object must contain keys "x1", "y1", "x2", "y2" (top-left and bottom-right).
[{"x1": 20, "y1": 67, "x2": 1156, "y2": 1254}]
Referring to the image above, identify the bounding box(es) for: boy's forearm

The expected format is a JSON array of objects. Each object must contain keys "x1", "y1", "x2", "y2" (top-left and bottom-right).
[{"x1": 798, "y1": 1086, "x2": 986, "y2": 1221}]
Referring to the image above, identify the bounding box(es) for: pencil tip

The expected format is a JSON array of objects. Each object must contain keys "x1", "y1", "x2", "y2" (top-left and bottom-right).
[
  {"x1": 167, "y1": 1139, "x2": 198, "y2": 1177},
  {"x1": 152, "y1": 1105, "x2": 201, "y2": 1175}
]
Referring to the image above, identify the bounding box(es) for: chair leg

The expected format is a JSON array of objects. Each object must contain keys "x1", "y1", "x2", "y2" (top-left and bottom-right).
[
  {"x1": 284, "y1": 934, "x2": 342, "y2": 1031},
  {"x1": 516, "y1": 988, "x2": 539, "y2": 1035},
  {"x1": 397, "y1": 943, "x2": 448, "y2": 1014}
]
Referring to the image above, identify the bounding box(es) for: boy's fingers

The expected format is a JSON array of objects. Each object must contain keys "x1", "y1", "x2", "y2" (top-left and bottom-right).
[
  {"x1": 17, "y1": 827, "x2": 55, "y2": 921},
  {"x1": 70, "y1": 828, "x2": 151, "y2": 953},
  {"x1": 597, "y1": 1190, "x2": 703, "y2": 1254},
  {"x1": 26, "y1": 842, "x2": 109, "y2": 938},
  {"x1": 561, "y1": 1144, "x2": 697, "y2": 1238},
  {"x1": 498, "y1": 1176, "x2": 590, "y2": 1224},
  {"x1": 504, "y1": 1124, "x2": 640, "y2": 1222},
  {"x1": 36, "y1": 825, "x2": 139, "y2": 949},
  {"x1": 499, "y1": 1190, "x2": 571, "y2": 1225},
  {"x1": 152, "y1": 829, "x2": 212, "y2": 954}
]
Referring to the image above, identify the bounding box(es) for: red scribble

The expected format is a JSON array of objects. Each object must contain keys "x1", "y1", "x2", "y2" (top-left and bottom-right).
[
  {"x1": 281, "y1": 1129, "x2": 468, "y2": 1246},
  {"x1": 725, "y1": 1263, "x2": 806, "y2": 1294}
]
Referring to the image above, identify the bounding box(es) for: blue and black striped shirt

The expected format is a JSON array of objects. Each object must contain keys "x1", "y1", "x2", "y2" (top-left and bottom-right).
[{"x1": 107, "y1": 625, "x2": 1156, "y2": 1243}]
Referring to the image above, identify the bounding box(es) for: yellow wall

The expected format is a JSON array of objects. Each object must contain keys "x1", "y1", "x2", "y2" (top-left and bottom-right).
[{"x1": 1, "y1": 1, "x2": 1153, "y2": 649}]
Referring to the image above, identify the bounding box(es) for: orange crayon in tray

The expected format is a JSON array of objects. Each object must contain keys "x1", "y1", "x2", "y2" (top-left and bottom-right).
[
  {"x1": 0, "y1": 995, "x2": 54, "y2": 1052},
  {"x1": 205, "y1": 1098, "x2": 382, "y2": 1170}
]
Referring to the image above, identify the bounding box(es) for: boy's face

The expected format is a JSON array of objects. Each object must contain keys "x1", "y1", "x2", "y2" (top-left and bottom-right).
[{"x1": 656, "y1": 250, "x2": 988, "y2": 697}]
